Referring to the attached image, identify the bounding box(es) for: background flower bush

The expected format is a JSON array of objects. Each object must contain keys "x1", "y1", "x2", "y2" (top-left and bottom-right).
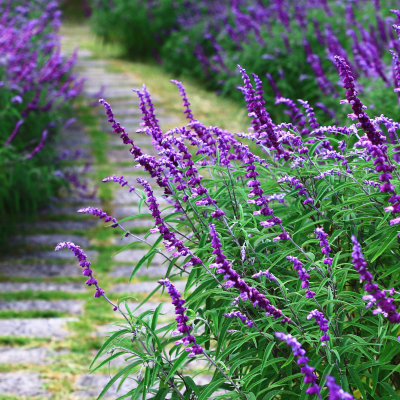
[
  {"x1": 0, "y1": 0, "x2": 83, "y2": 243},
  {"x1": 57, "y1": 46, "x2": 400, "y2": 397},
  {"x1": 89, "y1": 0, "x2": 400, "y2": 124}
]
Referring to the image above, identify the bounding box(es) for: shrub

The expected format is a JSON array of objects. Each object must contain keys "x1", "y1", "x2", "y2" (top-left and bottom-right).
[
  {"x1": 0, "y1": 0, "x2": 83, "y2": 241},
  {"x1": 56, "y1": 51, "x2": 400, "y2": 398},
  {"x1": 90, "y1": 0, "x2": 400, "y2": 124},
  {"x1": 89, "y1": 0, "x2": 182, "y2": 60}
]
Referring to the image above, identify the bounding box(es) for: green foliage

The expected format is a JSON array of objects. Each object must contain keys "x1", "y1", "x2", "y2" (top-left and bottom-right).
[{"x1": 89, "y1": 0, "x2": 182, "y2": 60}]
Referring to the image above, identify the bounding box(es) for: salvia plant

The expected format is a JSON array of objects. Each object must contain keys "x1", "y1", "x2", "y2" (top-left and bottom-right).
[
  {"x1": 90, "y1": 0, "x2": 400, "y2": 125},
  {"x1": 0, "y1": 0, "x2": 83, "y2": 241},
  {"x1": 55, "y1": 39, "x2": 400, "y2": 397}
]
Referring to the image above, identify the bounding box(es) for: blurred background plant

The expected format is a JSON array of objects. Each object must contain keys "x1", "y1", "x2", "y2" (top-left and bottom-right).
[
  {"x1": 0, "y1": 0, "x2": 84, "y2": 245},
  {"x1": 88, "y1": 0, "x2": 400, "y2": 125}
]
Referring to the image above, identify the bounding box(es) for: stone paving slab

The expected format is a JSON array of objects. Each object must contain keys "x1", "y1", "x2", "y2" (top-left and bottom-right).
[
  {"x1": 113, "y1": 233, "x2": 160, "y2": 246},
  {"x1": 119, "y1": 219, "x2": 155, "y2": 229},
  {"x1": 40, "y1": 205, "x2": 89, "y2": 216},
  {"x1": 0, "y1": 372, "x2": 51, "y2": 397},
  {"x1": 110, "y1": 265, "x2": 168, "y2": 278},
  {"x1": 0, "y1": 300, "x2": 84, "y2": 314},
  {"x1": 1, "y1": 318, "x2": 77, "y2": 338},
  {"x1": 111, "y1": 281, "x2": 187, "y2": 294},
  {"x1": 113, "y1": 249, "x2": 165, "y2": 264},
  {"x1": 73, "y1": 374, "x2": 138, "y2": 399},
  {"x1": 113, "y1": 206, "x2": 139, "y2": 219},
  {"x1": 0, "y1": 262, "x2": 80, "y2": 277},
  {"x1": 112, "y1": 189, "x2": 166, "y2": 205},
  {"x1": 107, "y1": 148, "x2": 159, "y2": 163},
  {"x1": 33, "y1": 250, "x2": 98, "y2": 261},
  {"x1": 12, "y1": 234, "x2": 90, "y2": 248},
  {"x1": 86, "y1": 87, "x2": 136, "y2": 98},
  {"x1": 120, "y1": 302, "x2": 176, "y2": 319},
  {"x1": 0, "y1": 282, "x2": 85, "y2": 292},
  {"x1": 59, "y1": 196, "x2": 101, "y2": 205},
  {"x1": 0, "y1": 347, "x2": 65, "y2": 365},
  {"x1": 20, "y1": 220, "x2": 99, "y2": 231}
]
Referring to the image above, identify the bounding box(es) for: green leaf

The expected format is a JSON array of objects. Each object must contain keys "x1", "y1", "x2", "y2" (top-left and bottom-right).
[
  {"x1": 262, "y1": 389, "x2": 282, "y2": 400},
  {"x1": 90, "y1": 329, "x2": 131, "y2": 369},
  {"x1": 95, "y1": 363, "x2": 139, "y2": 400},
  {"x1": 198, "y1": 378, "x2": 225, "y2": 400},
  {"x1": 129, "y1": 250, "x2": 156, "y2": 282},
  {"x1": 348, "y1": 366, "x2": 367, "y2": 399},
  {"x1": 183, "y1": 376, "x2": 200, "y2": 397},
  {"x1": 151, "y1": 302, "x2": 164, "y2": 331},
  {"x1": 166, "y1": 351, "x2": 189, "y2": 381}
]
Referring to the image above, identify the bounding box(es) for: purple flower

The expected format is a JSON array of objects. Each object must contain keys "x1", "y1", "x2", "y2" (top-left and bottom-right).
[
  {"x1": 325, "y1": 375, "x2": 355, "y2": 400},
  {"x1": 275, "y1": 332, "x2": 321, "y2": 396},
  {"x1": 287, "y1": 255, "x2": 316, "y2": 298},
  {"x1": 55, "y1": 242, "x2": 108, "y2": 302},
  {"x1": 351, "y1": 235, "x2": 400, "y2": 323},
  {"x1": 210, "y1": 224, "x2": 290, "y2": 324},
  {"x1": 315, "y1": 227, "x2": 332, "y2": 266},
  {"x1": 158, "y1": 278, "x2": 203, "y2": 357},
  {"x1": 102, "y1": 174, "x2": 135, "y2": 192},
  {"x1": 78, "y1": 206, "x2": 119, "y2": 228},
  {"x1": 223, "y1": 311, "x2": 253, "y2": 327},
  {"x1": 307, "y1": 309, "x2": 330, "y2": 345}
]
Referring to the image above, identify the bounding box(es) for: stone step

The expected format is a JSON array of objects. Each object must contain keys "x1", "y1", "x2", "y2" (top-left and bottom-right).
[
  {"x1": 73, "y1": 374, "x2": 138, "y2": 399},
  {"x1": 0, "y1": 300, "x2": 84, "y2": 314},
  {"x1": 107, "y1": 147, "x2": 159, "y2": 163},
  {"x1": 110, "y1": 280, "x2": 187, "y2": 294},
  {"x1": 113, "y1": 233, "x2": 160, "y2": 245},
  {"x1": 0, "y1": 347, "x2": 67, "y2": 365},
  {"x1": 0, "y1": 262, "x2": 81, "y2": 277},
  {"x1": 112, "y1": 188, "x2": 166, "y2": 205},
  {"x1": 12, "y1": 234, "x2": 90, "y2": 248},
  {"x1": 0, "y1": 372, "x2": 51, "y2": 397},
  {"x1": 113, "y1": 249, "x2": 165, "y2": 264},
  {"x1": 109, "y1": 265, "x2": 168, "y2": 278},
  {"x1": 19, "y1": 220, "x2": 99, "y2": 232},
  {"x1": 0, "y1": 282, "x2": 85, "y2": 292},
  {"x1": 1, "y1": 318, "x2": 77, "y2": 338},
  {"x1": 4, "y1": 250, "x2": 99, "y2": 262}
]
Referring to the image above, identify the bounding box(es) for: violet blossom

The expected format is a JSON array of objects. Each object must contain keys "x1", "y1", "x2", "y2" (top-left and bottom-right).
[
  {"x1": 223, "y1": 311, "x2": 253, "y2": 327},
  {"x1": 287, "y1": 255, "x2": 316, "y2": 298},
  {"x1": 55, "y1": 242, "x2": 114, "y2": 307},
  {"x1": 307, "y1": 309, "x2": 330, "y2": 345},
  {"x1": 210, "y1": 223, "x2": 291, "y2": 324},
  {"x1": 158, "y1": 278, "x2": 203, "y2": 357},
  {"x1": 315, "y1": 227, "x2": 332, "y2": 266},
  {"x1": 351, "y1": 235, "x2": 400, "y2": 323},
  {"x1": 325, "y1": 375, "x2": 355, "y2": 400},
  {"x1": 275, "y1": 332, "x2": 321, "y2": 397}
]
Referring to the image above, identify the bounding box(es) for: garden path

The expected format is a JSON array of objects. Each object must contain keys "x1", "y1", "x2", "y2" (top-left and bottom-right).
[{"x1": 0, "y1": 24, "x2": 219, "y2": 399}]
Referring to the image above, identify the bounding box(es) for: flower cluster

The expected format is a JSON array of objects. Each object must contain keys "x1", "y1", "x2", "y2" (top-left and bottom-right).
[
  {"x1": 314, "y1": 227, "x2": 332, "y2": 266},
  {"x1": 158, "y1": 278, "x2": 203, "y2": 357},
  {"x1": 223, "y1": 311, "x2": 253, "y2": 327},
  {"x1": 325, "y1": 375, "x2": 355, "y2": 400},
  {"x1": 210, "y1": 223, "x2": 291, "y2": 324},
  {"x1": 78, "y1": 206, "x2": 119, "y2": 229},
  {"x1": 335, "y1": 56, "x2": 395, "y2": 195},
  {"x1": 275, "y1": 332, "x2": 321, "y2": 396},
  {"x1": 287, "y1": 255, "x2": 316, "y2": 298},
  {"x1": 55, "y1": 242, "x2": 108, "y2": 301},
  {"x1": 277, "y1": 175, "x2": 314, "y2": 206},
  {"x1": 307, "y1": 309, "x2": 330, "y2": 345},
  {"x1": 102, "y1": 174, "x2": 135, "y2": 193},
  {"x1": 351, "y1": 236, "x2": 400, "y2": 323}
]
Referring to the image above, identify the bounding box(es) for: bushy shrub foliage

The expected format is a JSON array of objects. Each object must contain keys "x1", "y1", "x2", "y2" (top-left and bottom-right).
[
  {"x1": 57, "y1": 54, "x2": 400, "y2": 398},
  {"x1": 90, "y1": 0, "x2": 400, "y2": 124},
  {"x1": 0, "y1": 0, "x2": 83, "y2": 240}
]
